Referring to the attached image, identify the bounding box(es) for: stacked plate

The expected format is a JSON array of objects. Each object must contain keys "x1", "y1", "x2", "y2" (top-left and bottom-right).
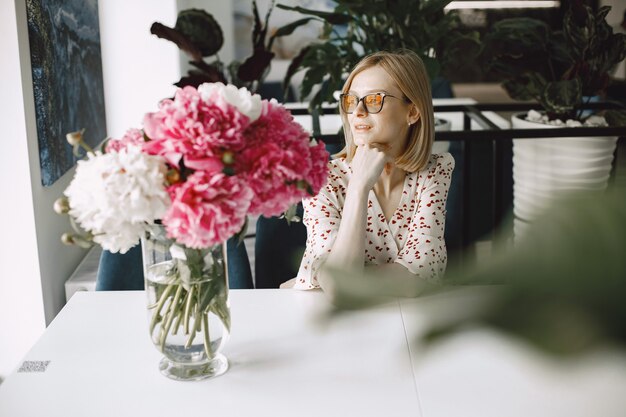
[{"x1": 511, "y1": 115, "x2": 618, "y2": 239}]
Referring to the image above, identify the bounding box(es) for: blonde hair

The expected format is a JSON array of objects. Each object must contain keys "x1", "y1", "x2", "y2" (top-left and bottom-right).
[{"x1": 336, "y1": 50, "x2": 434, "y2": 172}]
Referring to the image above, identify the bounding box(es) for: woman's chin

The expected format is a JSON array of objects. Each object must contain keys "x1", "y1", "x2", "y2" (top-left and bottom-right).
[
  {"x1": 353, "y1": 135, "x2": 368, "y2": 146},
  {"x1": 352, "y1": 130, "x2": 372, "y2": 139}
]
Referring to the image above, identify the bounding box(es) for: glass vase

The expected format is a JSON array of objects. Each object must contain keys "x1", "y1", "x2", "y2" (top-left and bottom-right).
[{"x1": 141, "y1": 225, "x2": 230, "y2": 381}]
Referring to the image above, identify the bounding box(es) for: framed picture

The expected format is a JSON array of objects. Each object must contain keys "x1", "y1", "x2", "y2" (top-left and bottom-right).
[{"x1": 26, "y1": 0, "x2": 106, "y2": 186}]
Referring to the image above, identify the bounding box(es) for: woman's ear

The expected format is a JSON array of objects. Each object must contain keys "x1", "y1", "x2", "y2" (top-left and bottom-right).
[{"x1": 407, "y1": 104, "x2": 420, "y2": 125}]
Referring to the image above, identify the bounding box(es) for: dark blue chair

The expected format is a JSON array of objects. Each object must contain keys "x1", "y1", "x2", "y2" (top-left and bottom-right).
[
  {"x1": 431, "y1": 77, "x2": 455, "y2": 100},
  {"x1": 257, "y1": 81, "x2": 296, "y2": 102},
  {"x1": 254, "y1": 205, "x2": 307, "y2": 288},
  {"x1": 96, "y1": 237, "x2": 254, "y2": 290}
]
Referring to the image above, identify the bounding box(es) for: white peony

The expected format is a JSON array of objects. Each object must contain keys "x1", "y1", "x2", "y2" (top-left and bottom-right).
[
  {"x1": 198, "y1": 82, "x2": 262, "y2": 122},
  {"x1": 64, "y1": 146, "x2": 170, "y2": 254}
]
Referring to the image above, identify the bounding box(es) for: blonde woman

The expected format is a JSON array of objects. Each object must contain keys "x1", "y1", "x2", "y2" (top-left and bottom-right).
[{"x1": 283, "y1": 50, "x2": 454, "y2": 298}]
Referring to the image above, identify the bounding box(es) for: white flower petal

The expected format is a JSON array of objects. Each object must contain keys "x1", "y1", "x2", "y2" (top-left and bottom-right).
[{"x1": 64, "y1": 149, "x2": 170, "y2": 253}]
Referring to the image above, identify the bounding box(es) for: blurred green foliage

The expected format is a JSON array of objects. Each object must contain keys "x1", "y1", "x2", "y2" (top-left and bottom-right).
[
  {"x1": 276, "y1": 0, "x2": 479, "y2": 111},
  {"x1": 329, "y1": 187, "x2": 626, "y2": 356}
]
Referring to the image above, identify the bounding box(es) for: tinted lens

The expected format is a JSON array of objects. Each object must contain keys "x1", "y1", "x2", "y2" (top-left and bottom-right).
[
  {"x1": 363, "y1": 94, "x2": 383, "y2": 113},
  {"x1": 341, "y1": 94, "x2": 358, "y2": 113}
]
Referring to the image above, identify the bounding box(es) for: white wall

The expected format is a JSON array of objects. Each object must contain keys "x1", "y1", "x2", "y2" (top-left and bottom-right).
[
  {"x1": 0, "y1": 0, "x2": 61, "y2": 379},
  {"x1": 99, "y1": 0, "x2": 180, "y2": 138},
  {"x1": 0, "y1": 0, "x2": 181, "y2": 380}
]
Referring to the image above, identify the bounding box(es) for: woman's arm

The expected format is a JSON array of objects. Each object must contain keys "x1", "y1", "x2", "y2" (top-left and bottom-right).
[
  {"x1": 395, "y1": 153, "x2": 454, "y2": 278},
  {"x1": 323, "y1": 153, "x2": 454, "y2": 302},
  {"x1": 316, "y1": 182, "x2": 369, "y2": 292},
  {"x1": 317, "y1": 145, "x2": 389, "y2": 292}
]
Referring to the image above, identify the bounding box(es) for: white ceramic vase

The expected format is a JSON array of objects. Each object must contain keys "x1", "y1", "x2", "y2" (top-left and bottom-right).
[{"x1": 511, "y1": 113, "x2": 617, "y2": 239}]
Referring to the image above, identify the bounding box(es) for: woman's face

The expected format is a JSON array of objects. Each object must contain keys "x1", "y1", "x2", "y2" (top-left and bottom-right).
[{"x1": 346, "y1": 65, "x2": 417, "y2": 158}]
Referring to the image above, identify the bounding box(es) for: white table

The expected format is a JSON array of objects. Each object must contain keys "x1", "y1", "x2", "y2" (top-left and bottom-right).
[
  {"x1": 0, "y1": 290, "x2": 418, "y2": 417},
  {"x1": 2, "y1": 288, "x2": 625, "y2": 417}
]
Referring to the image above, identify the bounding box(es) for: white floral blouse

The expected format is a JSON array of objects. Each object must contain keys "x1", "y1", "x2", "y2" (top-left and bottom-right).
[{"x1": 294, "y1": 153, "x2": 455, "y2": 290}]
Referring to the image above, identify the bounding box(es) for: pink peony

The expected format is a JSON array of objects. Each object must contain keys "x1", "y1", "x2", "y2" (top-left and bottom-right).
[
  {"x1": 162, "y1": 171, "x2": 253, "y2": 248},
  {"x1": 240, "y1": 141, "x2": 302, "y2": 217},
  {"x1": 142, "y1": 86, "x2": 250, "y2": 170},
  {"x1": 105, "y1": 128, "x2": 144, "y2": 153},
  {"x1": 305, "y1": 139, "x2": 330, "y2": 193},
  {"x1": 240, "y1": 100, "x2": 329, "y2": 216}
]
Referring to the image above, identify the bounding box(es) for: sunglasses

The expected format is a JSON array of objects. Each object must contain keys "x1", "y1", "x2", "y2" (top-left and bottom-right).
[{"x1": 339, "y1": 92, "x2": 406, "y2": 114}]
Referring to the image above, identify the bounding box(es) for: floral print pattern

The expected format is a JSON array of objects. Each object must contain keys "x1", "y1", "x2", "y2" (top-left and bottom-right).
[{"x1": 294, "y1": 153, "x2": 455, "y2": 289}]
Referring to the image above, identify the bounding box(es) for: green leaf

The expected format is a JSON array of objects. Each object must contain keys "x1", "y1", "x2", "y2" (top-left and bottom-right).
[
  {"x1": 183, "y1": 247, "x2": 205, "y2": 281},
  {"x1": 227, "y1": 61, "x2": 243, "y2": 86},
  {"x1": 502, "y1": 73, "x2": 545, "y2": 102},
  {"x1": 237, "y1": 48, "x2": 275, "y2": 83},
  {"x1": 276, "y1": 4, "x2": 352, "y2": 25},
  {"x1": 542, "y1": 79, "x2": 582, "y2": 115},
  {"x1": 481, "y1": 18, "x2": 554, "y2": 80},
  {"x1": 150, "y1": 22, "x2": 202, "y2": 62},
  {"x1": 421, "y1": 56, "x2": 441, "y2": 81},
  {"x1": 174, "y1": 69, "x2": 225, "y2": 89},
  {"x1": 174, "y1": 9, "x2": 223, "y2": 57},
  {"x1": 282, "y1": 204, "x2": 301, "y2": 225},
  {"x1": 250, "y1": 0, "x2": 267, "y2": 50},
  {"x1": 300, "y1": 65, "x2": 327, "y2": 99},
  {"x1": 605, "y1": 110, "x2": 626, "y2": 127},
  {"x1": 563, "y1": 5, "x2": 592, "y2": 58},
  {"x1": 283, "y1": 46, "x2": 311, "y2": 96},
  {"x1": 273, "y1": 17, "x2": 317, "y2": 38},
  {"x1": 232, "y1": 217, "x2": 249, "y2": 246}
]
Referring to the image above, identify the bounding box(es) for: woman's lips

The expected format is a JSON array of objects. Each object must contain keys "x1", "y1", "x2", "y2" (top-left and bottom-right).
[{"x1": 353, "y1": 124, "x2": 372, "y2": 132}]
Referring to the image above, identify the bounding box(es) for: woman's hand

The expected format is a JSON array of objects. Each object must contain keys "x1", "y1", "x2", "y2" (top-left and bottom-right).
[{"x1": 349, "y1": 144, "x2": 392, "y2": 193}]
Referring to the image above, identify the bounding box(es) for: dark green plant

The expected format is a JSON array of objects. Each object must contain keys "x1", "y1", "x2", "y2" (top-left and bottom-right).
[
  {"x1": 150, "y1": 2, "x2": 299, "y2": 93},
  {"x1": 276, "y1": 0, "x2": 479, "y2": 110},
  {"x1": 481, "y1": 0, "x2": 626, "y2": 122},
  {"x1": 326, "y1": 186, "x2": 626, "y2": 357}
]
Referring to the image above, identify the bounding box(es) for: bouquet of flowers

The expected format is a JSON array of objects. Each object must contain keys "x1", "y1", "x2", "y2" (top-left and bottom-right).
[
  {"x1": 59, "y1": 82, "x2": 328, "y2": 253},
  {"x1": 55, "y1": 83, "x2": 329, "y2": 377}
]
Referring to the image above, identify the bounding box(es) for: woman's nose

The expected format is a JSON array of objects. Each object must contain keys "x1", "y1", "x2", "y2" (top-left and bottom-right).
[{"x1": 354, "y1": 99, "x2": 367, "y2": 116}]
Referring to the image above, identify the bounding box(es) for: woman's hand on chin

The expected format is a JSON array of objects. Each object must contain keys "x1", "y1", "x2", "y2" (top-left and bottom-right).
[{"x1": 350, "y1": 144, "x2": 392, "y2": 192}]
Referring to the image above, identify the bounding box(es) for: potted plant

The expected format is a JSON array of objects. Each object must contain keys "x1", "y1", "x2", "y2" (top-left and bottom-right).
[
  {"x1": 276, "y1": 0, "x2": 479, "y2": 111},
  {"x1": 480, "y1": 0, "x2": 626, "y2": 236},
  {"x1": 149, "y1": 1, "x2": 301, "y2": 94},
  {"x1": 271, "y1": 0, "x2": 481, "y2": 262}
]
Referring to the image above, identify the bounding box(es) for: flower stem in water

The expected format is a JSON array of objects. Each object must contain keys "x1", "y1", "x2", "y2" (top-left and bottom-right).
[
  {"x1": 159, "y1": 284, "x2": 183, "y2": 351},
  {"x1": 202, "y1": 312, "x2": 214, "y2": 359},
  {"x1": 150, "y1": 284, "x2": 174, "y2": 335},
  {"x1": 184, "y1": 284, "x2": 196, "y2": 335}
]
